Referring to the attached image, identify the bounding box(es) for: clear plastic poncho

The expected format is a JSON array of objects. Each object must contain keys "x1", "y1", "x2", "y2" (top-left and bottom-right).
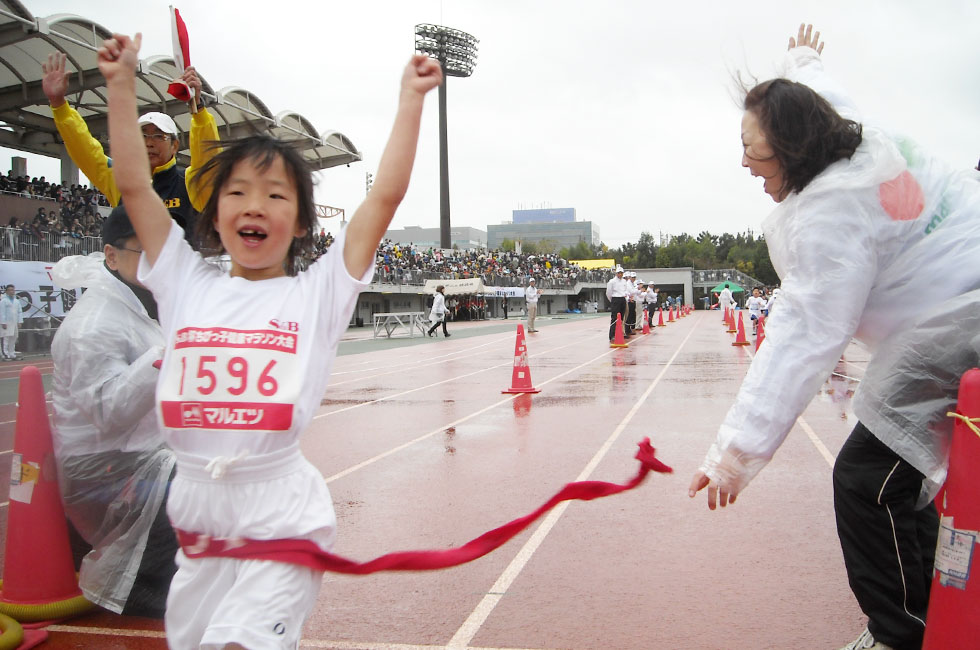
[
  {"x1": 699, "y1": 47, "x2": 980, "y2": 503},
  {"x1": 50, "y1": 253, "x2": 173, "y2": 613}
]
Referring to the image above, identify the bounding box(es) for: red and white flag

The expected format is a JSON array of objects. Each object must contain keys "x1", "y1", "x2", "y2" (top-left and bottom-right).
[{"x1": 166, "y1": 6, "x2": 192, "y2": 102}]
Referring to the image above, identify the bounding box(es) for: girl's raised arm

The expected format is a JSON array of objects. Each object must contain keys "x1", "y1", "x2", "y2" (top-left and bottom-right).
[
  {"x1": 99, "y1": 33, "x2": 172, "y2": 266},
  {"x1": 343, "y1": 55, "x2": 442, "y2": 278}
]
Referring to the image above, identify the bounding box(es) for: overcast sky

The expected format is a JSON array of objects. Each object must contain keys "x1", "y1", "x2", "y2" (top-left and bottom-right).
[{"x1": 8, "y1": 0, "x2": 980, "y2": 247}]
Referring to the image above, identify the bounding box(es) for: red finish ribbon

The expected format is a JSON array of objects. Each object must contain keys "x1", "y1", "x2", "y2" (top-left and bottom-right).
[{"x1": 176, "y1": 438, "x2": 672, "y2": 574}]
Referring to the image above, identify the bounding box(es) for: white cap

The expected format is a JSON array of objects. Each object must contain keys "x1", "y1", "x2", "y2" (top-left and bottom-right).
[
  {"x1": 138, "y1": 112, "x2": 180, "y2": 136},
  {"x1": 528, "y1": 278, "x2": 535, "y2": 283},
  {"x1": 616, "y1": 267, "x2": 624, "y2": 273}
]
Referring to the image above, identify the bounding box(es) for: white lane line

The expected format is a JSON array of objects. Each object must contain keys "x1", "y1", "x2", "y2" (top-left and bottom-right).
[
  {"x1": 446, "y1": 318, "x2": 701, "y2": 649},
  {"x1": 301, "y1": 641, "x2": 549, "y2": 650},
  {"x1": 329, "y1": 337, "x2": 512, "y2": 386},
  {"x1": 45, "y1": 625, "x2": 166, "y2": 638},
  {"x1": 797, "y1": 417, "x2": 837, "y2": 468},
  {"x1": 333, "y1": 336, "x2": 507, "y2": 375},
  {"x1": 314, "y1": 332, "x2": 597, "y2": 420},
  {"x1": 323, "y1": 343, "x2": 617, "y2": 484},
  {"x1": 330, "y1": 319, "x2": 601, "y2": 381},
  {"x1": 46, "y1": 624, "x2": 550, "y2": 650}
]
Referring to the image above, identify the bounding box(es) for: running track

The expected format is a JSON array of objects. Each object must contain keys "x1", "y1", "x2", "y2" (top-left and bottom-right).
[{"x1": 0, "y1": 311, "x2": 870, "y2": 648}]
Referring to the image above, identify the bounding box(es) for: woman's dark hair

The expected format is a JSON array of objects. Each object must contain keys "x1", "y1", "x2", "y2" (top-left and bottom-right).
[
  {"x1": 192, "y1": 135, "x2": 316, "y2": 276},
  {"x1": 744, "y1": 78, "x2": 863, "y2": 196}
]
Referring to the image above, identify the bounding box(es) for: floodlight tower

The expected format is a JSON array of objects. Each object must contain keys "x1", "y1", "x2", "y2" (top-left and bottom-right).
[{"x1": 414, "y1": 23, "x2": 478, "y2": 249}]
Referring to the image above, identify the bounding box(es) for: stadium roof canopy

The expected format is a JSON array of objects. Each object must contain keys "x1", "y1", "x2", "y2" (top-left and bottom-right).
[{"x1": 0, "y1": 0, "x2": 361, "y2": 172}]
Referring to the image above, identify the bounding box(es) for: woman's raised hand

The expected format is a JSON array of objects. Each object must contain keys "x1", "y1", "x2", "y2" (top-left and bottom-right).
[{"x1": 788, "y1": 23, "x2": 824, "y2": 54}]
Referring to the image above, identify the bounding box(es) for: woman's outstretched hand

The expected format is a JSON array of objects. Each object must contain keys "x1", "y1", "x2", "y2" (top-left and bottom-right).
[{"x1": 789, "y1": 23, "x2": 824, "y2": 54}]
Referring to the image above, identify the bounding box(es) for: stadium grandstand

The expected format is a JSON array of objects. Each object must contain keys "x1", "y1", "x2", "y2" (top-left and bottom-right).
[{"x1": 0, "y1": 0, "x2": 767, "y2": 352}]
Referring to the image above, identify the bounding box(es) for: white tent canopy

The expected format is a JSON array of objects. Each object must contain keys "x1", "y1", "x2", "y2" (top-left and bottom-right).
[{"x1": 422, "y1": 278, "x2": 486, "y2": 295}]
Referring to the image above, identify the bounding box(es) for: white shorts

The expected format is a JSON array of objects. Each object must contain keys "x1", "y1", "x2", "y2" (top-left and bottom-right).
[
  {"x1": 166, "y1": 552, "x2": 322, "y2": 649},
  {"x1": 165, "y1": 446, "x2": 335, "y2": 649}
]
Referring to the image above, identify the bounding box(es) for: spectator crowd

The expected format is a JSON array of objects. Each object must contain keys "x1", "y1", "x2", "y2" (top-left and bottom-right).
[
  {"x1": 2, "y1": 174, "x2": 110, "y2": 260},
  {"x1": 314, "y1": 238, "x2": 613, "y2": 288}
]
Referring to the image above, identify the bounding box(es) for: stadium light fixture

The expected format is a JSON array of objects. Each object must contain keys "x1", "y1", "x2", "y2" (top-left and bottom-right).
[{"x1": 414, "y1": 23, "x2": 479, "y2": 249}]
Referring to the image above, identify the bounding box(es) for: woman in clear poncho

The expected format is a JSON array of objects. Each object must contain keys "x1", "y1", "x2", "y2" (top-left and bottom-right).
[
  {"x1": 51, "y1": 208, "x2": 178, "y2": 618},
  {"x1": 688, "y1": 25, "x2": 980, "y2": 650}
]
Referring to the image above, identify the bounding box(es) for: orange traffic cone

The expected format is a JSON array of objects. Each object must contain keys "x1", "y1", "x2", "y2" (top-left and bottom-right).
[
  {"x1": 503, "y1": 324, "x2": 541, "y2": 393},
  {"x1": 723, "y1": 305, "x2": 729, "y2": 325},
  {"x1": 924, "y1": 368, "x2": 980, "y2": 648},
  {"x1": 610, "y1": 313, "x2": 629, "y2": 348},
  {"x1": 657, "y1": 307, "x2": 665, "y2": 327},
  {"x1": 755, "y1": 315, "x2": 766, "y2": 352},
  {"x1": 642, "y1": 309, "x2": 650, "y2": 335},
  {"x1": 667, "y1": 306, "x2": 674, "y2": 323},
  {"x1": 732, "y1": 312, "x2": 750, "y2": 346},
  {"x1": 0, "y1": 367, "x2": 93, "y2": 623},
  {"x1": 727, "y1": 310, "x2": 737, "y2": 334}
]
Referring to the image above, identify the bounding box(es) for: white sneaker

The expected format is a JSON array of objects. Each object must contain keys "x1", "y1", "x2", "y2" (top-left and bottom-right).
[{"x1": 839, "y1": 627, "x2": 894, "y2": 650}]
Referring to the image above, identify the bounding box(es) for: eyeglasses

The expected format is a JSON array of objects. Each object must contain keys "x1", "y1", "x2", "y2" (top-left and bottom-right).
[
  {"x1": 114, "y1": 245, "x2": 143, "y2": 254},
  {"x1": 142, "y1": 133, "x2": 172, "y2": 142}
]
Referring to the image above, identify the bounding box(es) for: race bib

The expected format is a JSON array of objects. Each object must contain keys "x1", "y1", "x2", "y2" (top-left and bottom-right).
[{"x1": 160, "y1": 327, "x2": 299, "y2": 431}]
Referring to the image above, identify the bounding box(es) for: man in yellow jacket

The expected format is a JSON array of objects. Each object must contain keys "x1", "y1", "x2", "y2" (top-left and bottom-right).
[{"x1": 42, "y1": 52, "x2": 218, "y2": 247}]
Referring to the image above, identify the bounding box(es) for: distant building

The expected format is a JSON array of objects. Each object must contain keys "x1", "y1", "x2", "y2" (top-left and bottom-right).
[
  {"x1": 383, "y1": 225, "x2": 487, "y2": 250},
  {"x1": 488, "y1": 221, "x2": 600, "y2": 251},
  {"x1": 512, "y1": 207, "x2": 576, "y2": 224}
]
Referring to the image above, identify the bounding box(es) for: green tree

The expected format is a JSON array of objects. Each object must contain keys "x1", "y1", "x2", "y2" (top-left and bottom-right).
[
  {"x1": 634, "y1": 232, "x2": 658, "y2": 267},
  {"x1": 561, "y1": 240, "x2": 594, "y2": 261},
  {"x1": 534, "y1": 238, "x2": 562, "y2": 255}
]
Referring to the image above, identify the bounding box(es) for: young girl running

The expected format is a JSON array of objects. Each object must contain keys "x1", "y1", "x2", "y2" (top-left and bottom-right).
[{"x1": 98, "y1": 32, "x2": 442, "y2": 649}]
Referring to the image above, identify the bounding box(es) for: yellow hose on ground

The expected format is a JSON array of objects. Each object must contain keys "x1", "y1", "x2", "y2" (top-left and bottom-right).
[
  {"x1": 0, "y1": 580, "x2": 95, "y2": 622},
  {"x1": 0, "y1": 613, "x2": 23, "y2": 650}
]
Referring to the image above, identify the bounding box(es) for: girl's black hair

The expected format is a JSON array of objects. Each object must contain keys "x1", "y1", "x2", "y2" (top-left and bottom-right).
[
  {"x1": 744, "y1": 79, "x2": 863, "y2": 197},
  {"x1": 191, "y1": 135, "x2": 317, "y2": 276}
]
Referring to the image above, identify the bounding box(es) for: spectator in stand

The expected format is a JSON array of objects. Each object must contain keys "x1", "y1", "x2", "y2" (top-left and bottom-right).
[{"x1": 42, "y1": 51, "x2": 219, "y2": 247}]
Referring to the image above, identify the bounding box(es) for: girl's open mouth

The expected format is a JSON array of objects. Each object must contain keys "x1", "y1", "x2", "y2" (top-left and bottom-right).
[{"x1": 238, "y1": 228, "x2": 268, "y2": 245}]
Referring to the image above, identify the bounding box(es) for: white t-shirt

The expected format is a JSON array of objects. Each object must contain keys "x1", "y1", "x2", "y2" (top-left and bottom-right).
[
  {"x1": 746, "y1": 296, "x2": 766, "y2": 318},
  {"x1": 525, "y1": 285, "x2": 538, "y2": 304},
  {"x1": 139, "y1": 221, "x2": 370, "y2": 460}
]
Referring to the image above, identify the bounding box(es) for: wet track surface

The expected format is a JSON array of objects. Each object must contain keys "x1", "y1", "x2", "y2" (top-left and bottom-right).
[{"x1": 0, "y1": 312, "x2": 870, "y2": 648}]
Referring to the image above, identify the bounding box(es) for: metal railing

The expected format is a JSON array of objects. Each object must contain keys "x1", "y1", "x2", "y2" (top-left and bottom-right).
[
  {"x1": 1, "y1": 227, "x2": 104, "y2": 262},
  {"x1": 368, "y1": 268, "x2": 611, "y2": 290},
  {"x1": 691, "y1": 268, "x2": 767, "y2": 290}
]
